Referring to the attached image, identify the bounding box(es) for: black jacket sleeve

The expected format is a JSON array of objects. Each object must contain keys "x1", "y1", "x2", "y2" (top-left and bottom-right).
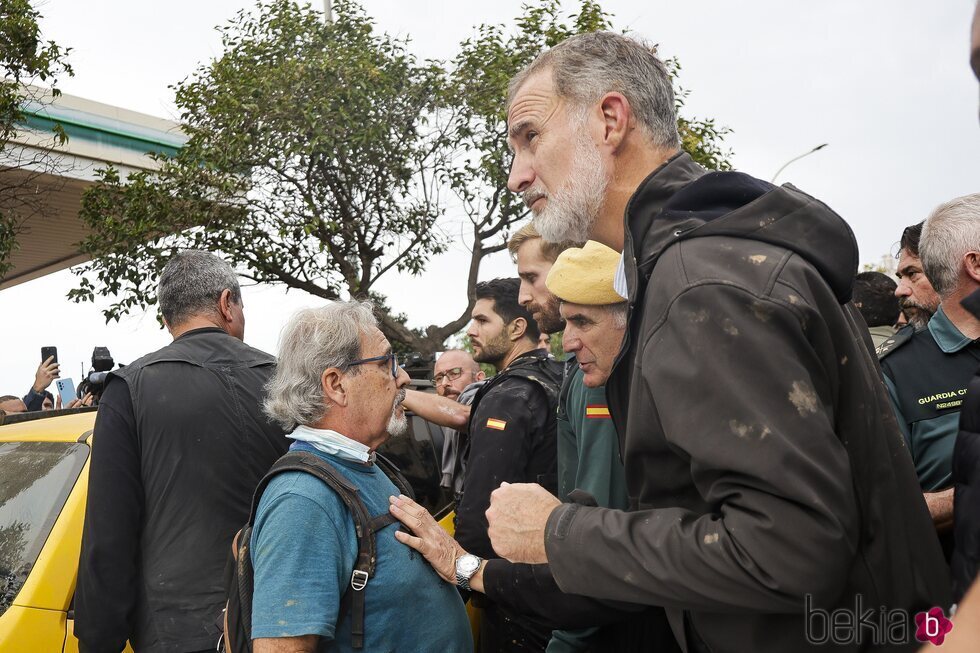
[
  {"x1": 455, "y1": 379, "x2": 547, "y2": 559},
  {"x1": 23, "y1": 387, "x2": 44, "y2": 411},
  {"x1": 75, "y1": 379, "x2": 143, "y2": 653},
  {"x1": 482, "y1": 559, "x2": 645, "y2": 629}
]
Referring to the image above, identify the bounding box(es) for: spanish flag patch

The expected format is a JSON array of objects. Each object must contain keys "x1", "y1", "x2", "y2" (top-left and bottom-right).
[
  {"x1": 486, "y1": 418, "x2": 507, "y2": 431},
  {"x1": 585, "y1": 405, "x2": 611, "y2": 419}
]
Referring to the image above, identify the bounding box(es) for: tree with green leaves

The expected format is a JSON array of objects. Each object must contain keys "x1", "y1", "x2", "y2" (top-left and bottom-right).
[
  {"x1": 0, "y1": 0, "x2": 73, "y2": 280},
  {"x1": 442, "y1": 0, "x2": 730, "y2": 353},
  {"x1": 72, "y1": 0, "x2": 731, "y2": 356},
  {"x1": 73, "y1": 0, "x2": 450, "y2": 350}
]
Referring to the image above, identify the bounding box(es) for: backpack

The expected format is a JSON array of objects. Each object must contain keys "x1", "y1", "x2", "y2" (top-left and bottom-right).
[{"x1": 222, "y1": 449, "x2": 414, "y2": 652}]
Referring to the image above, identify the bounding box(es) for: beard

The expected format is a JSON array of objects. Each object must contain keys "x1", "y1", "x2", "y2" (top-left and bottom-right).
[
  {"x1": 528, "y1": 125, "x2": 609, "y2": 245},
  {"x1": 473, "y1": 330, "x2": 512, "y2": 368},
  {"x1": 386, "y1": 389, "x2": 408, "y2": 437},
  {"x1": 899, "y1": 297, "x2": 936, "y2": 330},
  {"x1": 529, "y1": 294, "x2": 564, "y2": 334}
]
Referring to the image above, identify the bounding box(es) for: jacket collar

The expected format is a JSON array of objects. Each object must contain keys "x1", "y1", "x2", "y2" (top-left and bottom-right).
[
  {"x1": 174, "y1": 326, "x2": 227, "y2": 340},
  {"x1": 928, "y1": 306, "x2": 974, "y2": 353},
  {"x1": 622, "y1": 152, "x2": 707, "y2": 301},
  {"x1": 507, "y1": 348, "x2": 550, "y2": 367}
]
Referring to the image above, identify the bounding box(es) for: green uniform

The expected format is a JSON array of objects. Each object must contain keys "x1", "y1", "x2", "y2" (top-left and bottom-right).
[
  {"x1": 548, "y1": 360, "x2": 629, "y2": 653},
  {"x1": 555, "y1": 362, "x2": 629, "y2": 507},
  {"x1": 879, "y1": 307, "x2": 980, "y2": 491}
]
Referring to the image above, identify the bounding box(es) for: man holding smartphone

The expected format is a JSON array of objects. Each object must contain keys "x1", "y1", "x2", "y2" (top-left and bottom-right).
[{"x1": 22, "y1": 353, "x2": 61, "y2": 411}]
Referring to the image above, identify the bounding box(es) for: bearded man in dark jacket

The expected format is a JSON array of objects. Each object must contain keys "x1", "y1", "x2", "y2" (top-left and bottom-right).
[{"x1": 486, "y1": 31, "x2": 950, "y2": 652}]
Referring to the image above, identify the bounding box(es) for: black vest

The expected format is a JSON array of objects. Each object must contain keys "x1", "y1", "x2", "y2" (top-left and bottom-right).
[
  {"x1": 461, "y1": 348, "x2": 563, "y2": 500},
  {"x1": 110, "y1": 328, "x2": 288, "y2": 652},
  {"x1": 880, "y1": 327, "x2": 980, "y2": 427}
]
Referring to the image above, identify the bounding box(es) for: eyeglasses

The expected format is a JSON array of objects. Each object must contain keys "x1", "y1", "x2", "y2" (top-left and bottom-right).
[
  {"x1": 433, "y1": 367, "x2": 465, "y2": 385},
  {"x1": 347, "y1": 352, "x2": 399, "y2": 378}
]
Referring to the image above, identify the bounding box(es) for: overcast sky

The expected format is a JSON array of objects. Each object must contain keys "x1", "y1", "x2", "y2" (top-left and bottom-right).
[{"x1": 1, "y1": 0, "x2": 977, "y2": 394}]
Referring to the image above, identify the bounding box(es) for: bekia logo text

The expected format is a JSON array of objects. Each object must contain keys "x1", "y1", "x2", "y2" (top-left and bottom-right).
[{"x1": 805, "y1": 595, "x2": 953, "y2": 646}]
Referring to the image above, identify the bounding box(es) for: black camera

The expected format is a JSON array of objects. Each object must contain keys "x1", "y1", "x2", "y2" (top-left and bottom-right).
[{"x1": 77, "y1": 347, "x2": 121, "y2": 405}]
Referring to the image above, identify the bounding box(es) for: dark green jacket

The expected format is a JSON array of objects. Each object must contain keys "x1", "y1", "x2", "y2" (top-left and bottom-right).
[
  {"x1": 555, "y1": 361, "x2": 629, "y2": 509},
  {"x1": 550, "y1": 362, "x2": 631, "y2": 653}
]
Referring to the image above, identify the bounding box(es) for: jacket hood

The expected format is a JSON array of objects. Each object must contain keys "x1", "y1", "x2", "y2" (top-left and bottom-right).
[{"x1": 627, "y1": 155, "x2": 859, "y2": 303}]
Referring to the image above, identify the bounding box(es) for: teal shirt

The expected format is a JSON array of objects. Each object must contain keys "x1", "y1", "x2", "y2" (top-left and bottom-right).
[
  {"x1": 250, "y1": 443, "x2": 473, "y2": 651},
  {"x1": 882, "y1": 307, "x2": 976, "y2": 491},
  {"x1": 549, "y1": 363, "x2": 629, "y2": 653}
]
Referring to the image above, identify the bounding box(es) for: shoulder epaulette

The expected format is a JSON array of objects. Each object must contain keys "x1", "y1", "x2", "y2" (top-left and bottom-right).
[{"x1": 876, "y1": 325, "x2": 915, "y2": 360}]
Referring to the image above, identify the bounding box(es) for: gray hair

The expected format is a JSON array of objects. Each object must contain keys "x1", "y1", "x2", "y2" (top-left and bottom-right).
[
  {"x1": 561, "y1": 301, "x2": 628, "y2": 329},
  {"x1": 264, "y1": 301, "x2": 378, "y2": 430},
  {"x1": 608, "y1": 302, "x2": 628, "y2": 330},
  {"x1": 158, "y1": 250, "x2": 242, "y2": 326},
  {"x1": 508, "y1": 31, "x2": 680, "y2": 149},
  {"x1": 920, "y1": 193, "x2": 980, "y2": 298}
]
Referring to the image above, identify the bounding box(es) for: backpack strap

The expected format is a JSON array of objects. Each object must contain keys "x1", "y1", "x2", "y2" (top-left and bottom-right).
[
  {"x1": 247, "y1": 451, "x2": 379, "y2": 649},
  {"x1": 245, "y1": 450, "x2": 416, "y2": 650},
  {"x1": 375, "y1": 451, "x2": 415, "y2": 501}
]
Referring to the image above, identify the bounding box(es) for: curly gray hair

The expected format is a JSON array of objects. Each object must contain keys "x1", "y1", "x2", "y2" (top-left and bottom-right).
[{"x1": 264, "y1": 301, "x2": 377, "y2": 430}]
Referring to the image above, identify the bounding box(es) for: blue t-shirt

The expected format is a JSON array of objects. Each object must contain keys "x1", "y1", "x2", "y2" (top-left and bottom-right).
[{"x1": 250, "y1": 442, "x2": 473, "y2": 651}]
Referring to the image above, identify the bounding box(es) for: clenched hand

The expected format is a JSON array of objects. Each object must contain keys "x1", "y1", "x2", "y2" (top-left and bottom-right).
[{"x1": 486, "y1": 482, "x2": 560, "y2": 564}]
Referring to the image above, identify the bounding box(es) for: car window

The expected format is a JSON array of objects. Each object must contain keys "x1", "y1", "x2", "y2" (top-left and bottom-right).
[{"x1": 0, "y1": 442, "x2": 88, "y2": 617}]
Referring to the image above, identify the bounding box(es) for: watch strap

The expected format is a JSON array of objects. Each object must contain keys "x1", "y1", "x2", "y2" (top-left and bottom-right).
[{"x1": 455, "y1": 555, "x2": 483, "y2": 590}]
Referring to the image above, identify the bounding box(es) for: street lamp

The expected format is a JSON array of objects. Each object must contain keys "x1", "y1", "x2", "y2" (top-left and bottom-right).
[{"x1": 770, "y1": 143, "x2": 829, "y2": 183}]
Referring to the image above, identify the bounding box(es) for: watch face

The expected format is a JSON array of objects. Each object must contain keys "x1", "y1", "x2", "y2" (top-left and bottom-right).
[{"x1": 457, "y1": 554, "x2": 481, "y2": 575}]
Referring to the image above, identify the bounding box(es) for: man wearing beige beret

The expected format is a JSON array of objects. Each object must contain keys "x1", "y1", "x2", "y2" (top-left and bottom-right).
[
  {"x1": 389, "y1": 241, "x2": 678, "y2": 651},
  {"x1": 544, "y1": 240, "x2": 628, "y2": 507}
]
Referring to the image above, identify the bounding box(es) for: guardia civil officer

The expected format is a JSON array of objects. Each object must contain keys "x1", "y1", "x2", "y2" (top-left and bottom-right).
[
  {"x1": 455, "y1": 277, "x2": 562, "y2": 652},
  {"x1": 880, "y1": 197, "x2": 980, "y2": 553}
]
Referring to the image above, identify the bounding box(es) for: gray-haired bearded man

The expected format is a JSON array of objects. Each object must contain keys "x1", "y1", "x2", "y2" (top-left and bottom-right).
[{"x1": 486, "y1": 30, "x2": 950, "y2": 652}]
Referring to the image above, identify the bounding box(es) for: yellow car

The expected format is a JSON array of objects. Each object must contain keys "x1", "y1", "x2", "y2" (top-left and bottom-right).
[
  {"x1": 0, "y1": 397, "x2": 463, "y2": 652},
  {"x1": 0, "y1": 408, "x2": 126, "y2": 653}
]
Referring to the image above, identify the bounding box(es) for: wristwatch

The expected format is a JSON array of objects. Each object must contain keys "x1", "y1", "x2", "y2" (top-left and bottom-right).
[{"x1": 454, "y1": 553, "x2": 483, "y2": 590}]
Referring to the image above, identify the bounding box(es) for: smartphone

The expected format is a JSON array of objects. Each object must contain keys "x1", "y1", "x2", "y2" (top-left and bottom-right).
[
  {"x1": 55, "y1": 378, "x2": 76, "y2": 407},
  {"x1": 41, "y1": 346, "x2": 58, "y2": 364}
]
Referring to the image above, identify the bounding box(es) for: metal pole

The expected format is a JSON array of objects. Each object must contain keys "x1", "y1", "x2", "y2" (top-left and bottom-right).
[
  {"x1": 770, "y1": 143, "x2": 828, "y2": 183},
  {"x1": 323, "y1": 0, "x2": 332, "y2": 23}
]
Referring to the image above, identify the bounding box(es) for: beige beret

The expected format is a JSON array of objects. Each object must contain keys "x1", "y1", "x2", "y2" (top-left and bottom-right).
[{"x1": 546, "y1": 240, "x2": 623, "y2": 305}]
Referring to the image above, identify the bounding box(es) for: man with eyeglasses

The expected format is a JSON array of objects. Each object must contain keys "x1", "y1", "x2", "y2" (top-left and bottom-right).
[
  {"x1": 431, "y1": 350, "x2": 486, "y2": 493},
  {"x1": 251, "y1": 301, "x2": 472, "y2": 653},
  {"x1": 433, "y1": 350, "x2": 485, "y2": 402}
]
